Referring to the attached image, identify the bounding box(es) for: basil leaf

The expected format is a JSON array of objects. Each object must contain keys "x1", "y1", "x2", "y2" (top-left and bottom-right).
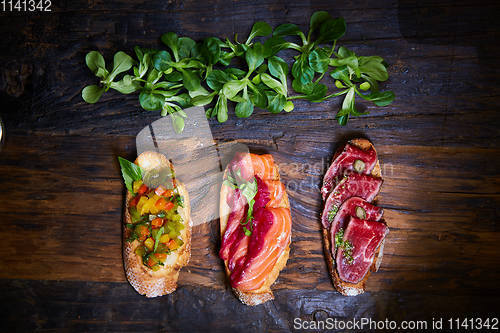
[
  {"x1": 249, "y1": 86, "x2": 267, "y2": 108},
  {"x1": 164, "y1": 70, "x2": 182, "y2": 82},
  {"x1": 273, "y1": 23, "x2": 302, "y2": 37},
  {"x1": 309, "y1": 48, "x2": 330, "y2": 73},
  {"x1": 225, "y1": 68, "x2": 246, "y2": 80},
  {"x1": 139, "y1": 91, "x2": 164, "y2": 111},
  {"x1": 206, "y1": 70, "x2": 230, "y2": 91},
  {"x1": 200, "y1": 37, "x2": 222, "y2": 65},
  {"x1": 118, "y1": 156, "x2": 143, "y2": 193},
  {"x1": 109, "y1": 51, "x2": 134, "y2": 81},
  {"x1": 338, "y1": 46, "x2": 355, "y2": 59},
  {"x1": 222, "y1": 80, "x2": 247, "y2": 99},
  {"x1": 360, "y1": 90, "x2": 395, "y2": 106},
  {"x1": 214, "y1": 94, "x2": 228, "y2": 122},
  {"x1": 181, "y1": 69, "x2": 208, "y2": 97},
  {"x1": 171, "y1": 113, "x2": 185, "y2": 134},
  {"x1": 263, "y1": 36, "x2": 296, "y2": 57},
  {"x1": 245, "y1": 42, "x2": 264, "y2": 73},
  {"x1": 266, "y1": 92, "x2": 286, "y2": 113},
  {"x1": 268, "y1": 56, "x2": 289, "y2": 81},
  {"x1": 261, "y1": 73, "x2": 286, "y2": 96},
  {"x1": 329, "y1": 55, "x2": 358, "y2": 70},
  {"x1": 310, "y1": 11, "x2": 331, "y2": 33},
  {"x1": 85, "y1": 51, "x2": 106, "y2": 75},
  {"x1": 246, "y1": 21, "x2": 272, "y2": 43},
  {"x1": 358, "y1": 57, "x2": 389, "y2": 81},
  {"x1": 110, "y1": 75, "x2": 139, "y2": 94},
  {"x1": 161, "y1": 32, "x2": 180, "y2": 61},
  {"x1": 82, "y1": 85, "x2": 105, "y2": 103},
  {"x1": 292, "y1": 78, "x2": 314, "y2": 94},
  {"x1": 191, "y1": 92, "x2": 216, "y2": 106},
  {"x1": 176, "y1": 37, "x2": 195, "y2": 60},
  {"x1": 235, "y1": 100, "x2": 254, "y2": 118},
  {"x1": 292, "y1": 53, "x2": 314, "y2": 85},
  {"x1": 330, "y1": 66, "x2": 353, "y2": 86},
  {"x1": 305, "y1": 83, "x2": 327, "y2": 102},
  {"x1": 152, "y1": 50, "x2": 172, "y2": 72},
  {"x1": 342, "y1": 87, "x2": 355, "y2": 114},
  {"x1": 318, "y1": 17, "x2": 346, "y2": 43}
]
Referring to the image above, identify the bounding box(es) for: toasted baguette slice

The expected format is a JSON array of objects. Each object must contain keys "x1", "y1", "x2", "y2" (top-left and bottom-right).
[
  {"x1": 322, "y1": 138, "x2": 386, "y2": 296},
  {"x1": 220, "y1": 160, "x2": 290, "y2": 306},
  {"x1": 123, "y1": 151, "x2": 192, "y2": 297}
]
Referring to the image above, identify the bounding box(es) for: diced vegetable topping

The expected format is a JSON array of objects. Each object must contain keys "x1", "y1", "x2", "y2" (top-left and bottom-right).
[
  {"x1": 151, "y1": 217, "x2": 164, "y2": 229},
  {"x1": 135, "y1": 225, "x2": 150, "y2": 241},
  {"x1": 124, "y1": 168, "x2": 185, "y2": 270},
  {"x1": 155, "y1": 197, "x2": 174, "y2": 211},
  {"x1": 144, "y1": 237, "x2": 155, "y2": 251},
  {"x1": 160, "y1": 234, "x2": 170, "y2": 243},
  {"x1": 133, "y1": 180, "x2": 143, "y2": 194},
  {"x1": 137, "y1": 184, "x2": 148, "y2": 196}
]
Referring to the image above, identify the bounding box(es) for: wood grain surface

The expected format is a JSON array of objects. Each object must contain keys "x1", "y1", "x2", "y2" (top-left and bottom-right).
[{"x1": 1, "y1": 0, "x2": 499, "y2": 331}]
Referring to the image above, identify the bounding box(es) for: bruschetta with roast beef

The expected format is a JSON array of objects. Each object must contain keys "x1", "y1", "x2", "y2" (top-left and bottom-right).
[
  {"x1": 219, "y1": 152, "x2": 291, "y2": 306},
  {"x1": 119, "y1": 151, "x2": 192, "y2": 297},
  {"x1": 321, "y1": 139, "x2": 389, "y2": 296}
]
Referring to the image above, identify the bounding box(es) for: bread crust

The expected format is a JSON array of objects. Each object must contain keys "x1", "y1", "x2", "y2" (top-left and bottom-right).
[
  {"x1": 219, "y1": 158, "x2": 290, "y2": 306},
  {"x1": 322, "y1": 138, "x2": 386, "y2": 296},
  {"x1": 123, "y1": 151, "x2": 192, "y2": 298}
]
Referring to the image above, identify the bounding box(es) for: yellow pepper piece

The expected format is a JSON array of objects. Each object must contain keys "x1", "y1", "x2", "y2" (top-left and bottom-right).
[
  {"x1": 139, "y1": 194, "x2": 155, "y2": 215},
  {"x1": 159, "y1": 234, "x2": 170, "y2": 244},
  {"x1": 148, "y1": 194, "x2": 161, "y2": 215},
  {"x1": 144, "y1": 237, "x2": 154, "y2": 251},
  {"x1": 136, "y1": 196, "x2": 148, "y2": 213},
  {"x1": 132, "y1": 180, "x2": 143, "y2": 194}
]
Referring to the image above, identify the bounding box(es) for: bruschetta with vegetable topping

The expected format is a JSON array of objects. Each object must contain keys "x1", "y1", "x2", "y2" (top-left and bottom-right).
[{"x1": 119, "y1": 151, "x2": 191, "y2": 297}]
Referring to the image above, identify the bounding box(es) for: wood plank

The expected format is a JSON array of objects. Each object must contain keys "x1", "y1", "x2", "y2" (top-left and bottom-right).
[{"x1": 1, "y1": 279, "x2": 498, "y2": 332}]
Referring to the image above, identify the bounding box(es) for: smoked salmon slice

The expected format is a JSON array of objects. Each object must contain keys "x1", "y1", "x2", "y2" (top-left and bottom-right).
[
  {"x1": 250, "y1": 154, "x2": 279, "y2": 180},
  {"x1": 220, "y1": 152, "x2": 291, "y2": 301},
  {"x1": 229, "y1": 207, "x2": 291, "y2": 291}
]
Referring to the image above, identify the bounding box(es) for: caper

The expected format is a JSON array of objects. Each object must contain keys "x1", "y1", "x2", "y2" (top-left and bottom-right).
[
  {"x1": 355, "y1": 206, "x2": 367, "y2": 219},
  {"x1": 353, "y1": 159, "x2": 365, "y2": 173}
]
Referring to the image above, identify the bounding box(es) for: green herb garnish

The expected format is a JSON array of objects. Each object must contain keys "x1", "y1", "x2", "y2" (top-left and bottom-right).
[
  {"x1": 153, "y1": 226, "x2": 165, "y2": 252},
  {"x1": 82, "y1": 11, "x2": 394, "y2": 130},
  {"x1": 118, "y1": 157, "x2": 143, "y2": 193},
  {"x1": 224, "y1": 169, "x2": 258, "y2": 236},
  {"x1": 327, "y1": 205, "x2": 339, "y2": 222},
  {"x1": 176, "y1": 195, "x2": 184, "y2": 208},
  {"x1": 334, "y1": 228, "x2": 354, "y2": 264}
]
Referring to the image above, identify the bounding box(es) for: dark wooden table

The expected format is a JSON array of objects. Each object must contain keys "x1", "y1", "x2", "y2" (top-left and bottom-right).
[{"x1": 1, "y1": 0, "x2": 499, "y2": 331}]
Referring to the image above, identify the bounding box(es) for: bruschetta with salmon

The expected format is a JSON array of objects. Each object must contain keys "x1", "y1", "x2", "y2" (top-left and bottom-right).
[
  {"x1": 119, "y1": 151, "x2": 192, "y2": 297},
  {"x1": 219, "y1": 152, "x2": 292, "y2": 306}
]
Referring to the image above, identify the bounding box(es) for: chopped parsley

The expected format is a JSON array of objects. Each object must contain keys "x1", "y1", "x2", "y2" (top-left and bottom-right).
[
  {"x1": 176, "y1": 195, "x2": 184, "y2": 208},
  {"x1": 327, "y1": 205, "x2": 339, "y2": 222},
  {"x1": 334, "y1": 228, "x2": 354, "y2": 264}
]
